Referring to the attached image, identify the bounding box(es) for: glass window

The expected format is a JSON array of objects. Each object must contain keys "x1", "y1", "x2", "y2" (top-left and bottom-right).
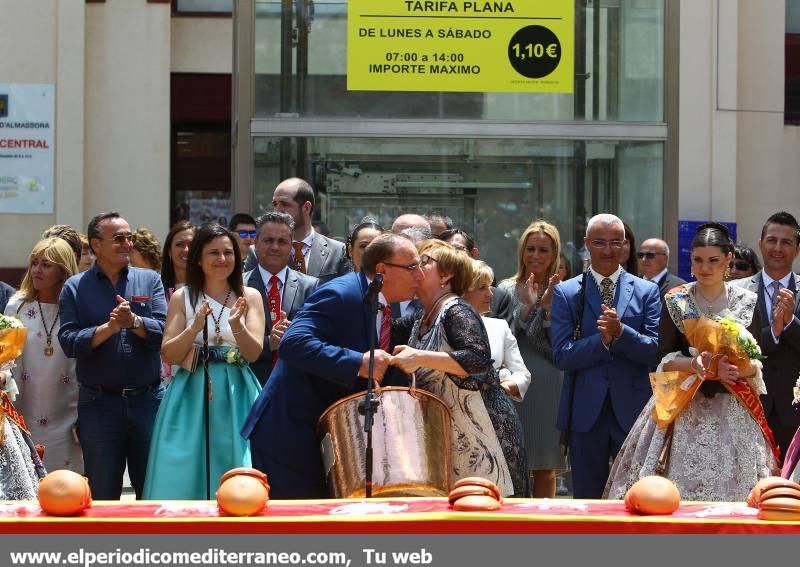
[
  {"x1": 253, "y1": 0, "x2": 664, "y2": 122},
  {"x1": 252, "y1": 136, "x2": 663, "y2": 278},
  {"x1": 175, "y1": 0, "x2": 232, "y2": 14},
  {"x1": 787, "y1": 0, "x2": 800, "y2": 124}
]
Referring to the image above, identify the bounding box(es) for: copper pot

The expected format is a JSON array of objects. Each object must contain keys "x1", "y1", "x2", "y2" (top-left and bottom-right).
[{"x1": 318, "y1": 386, "x2": 452, "y2": 499}]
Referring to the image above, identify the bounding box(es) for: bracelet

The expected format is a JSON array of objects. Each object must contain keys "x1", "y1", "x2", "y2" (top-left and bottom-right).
[{"x1": 231, "y1": 326, "x2": 246, "y2": 336}]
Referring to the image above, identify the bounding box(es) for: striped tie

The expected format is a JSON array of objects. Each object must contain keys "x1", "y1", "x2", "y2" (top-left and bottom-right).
[
  {"x1": 600, "y1": 277, "x2": 614, "y2": 307},
  {"x1": 379, "y1": 304, "x2": 392, "y2": 351}
]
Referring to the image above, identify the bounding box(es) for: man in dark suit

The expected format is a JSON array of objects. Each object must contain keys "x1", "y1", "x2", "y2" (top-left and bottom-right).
[
  {"x1": 244, "y1": 178, "x2": 351, "y2": 283},
  {"x1": 241, "y1": 233, "x2": 422, "y2": 499},
  {"x1": 551, "y1": 214, "x2": 661, "y2": 499},
  {"x1": 638, "y1": 238, "x2": 686, "y2": 299},
  {"x1": 0, "y1": 281, "x2": 15, "y2": 313},
  {"x1": 734, "y1": 211, "x2": 800, "y2": 455},
  {"x1": 243, "y1": 212, "x2": 319, "y2": 386}
]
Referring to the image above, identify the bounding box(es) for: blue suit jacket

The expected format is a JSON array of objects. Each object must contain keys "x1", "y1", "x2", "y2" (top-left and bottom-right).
[
  {"x1": 241, "y1": 272, "x2": 406, "y2": 498},
  {"x1": 551, "y1": 271, "x2": 661, "y2": 433}
]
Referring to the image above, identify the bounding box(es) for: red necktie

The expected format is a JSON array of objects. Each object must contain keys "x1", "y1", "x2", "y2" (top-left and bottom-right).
[
  {"x1": 292, "y1": 242, "x2": 306, "y2": 273},
  {"x1": 268, "y1": 275, "x2": 281, "y2": 363},
  {"x1": 379, "y1": 304, "x2": 392, "y2": 352}
]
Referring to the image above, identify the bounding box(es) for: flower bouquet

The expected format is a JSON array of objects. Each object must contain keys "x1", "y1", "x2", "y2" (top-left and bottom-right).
[
  {"x1": 650, "y1": 316, "x2": 763, "y2": 428},
  {"x1": 0, "y1": 314, "x2": 29, "y2": 444}
]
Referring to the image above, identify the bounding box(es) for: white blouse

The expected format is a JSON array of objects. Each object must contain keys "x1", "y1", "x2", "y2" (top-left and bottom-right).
[{"x1": 482, "y1": 316, "x2": 531, "y2": 401}]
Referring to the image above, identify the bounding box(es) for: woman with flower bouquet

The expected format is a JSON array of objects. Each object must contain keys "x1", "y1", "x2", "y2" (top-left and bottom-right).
[
  {"x1": 605, "y1": 223, "x2": 779, "y2": 501},
  {"x1": 0, "y1": 313, "x2": 46, "y2": 498},
  {"x1": 143, "y1": 224, "x2": 265, "y2": 499}
]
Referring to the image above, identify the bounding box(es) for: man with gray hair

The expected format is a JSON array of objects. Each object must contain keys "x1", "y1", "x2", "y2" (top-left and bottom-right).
[
  {"x1": 551, "y1": 213, "x2": 661, "y2": 498},
  {"x1": 244, "y1": 212, "x2": 319, "y2": 385},
  {"x1": 638, "y1": 238, "x2": 686, "y2": 300}
]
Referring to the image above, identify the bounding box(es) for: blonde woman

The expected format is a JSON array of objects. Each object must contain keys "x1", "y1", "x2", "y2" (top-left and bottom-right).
[
  {"x1": 463, "y1": 260, "x2": 531, "y2": 403},
  {"x1": 4, "y1": 238, "x2": 82, "y2": 473},
  {"x1": 498, "y1": 221, "x2": 565, "y2": 498}
]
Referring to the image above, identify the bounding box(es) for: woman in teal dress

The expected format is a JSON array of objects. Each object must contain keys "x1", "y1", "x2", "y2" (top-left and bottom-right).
[{"x1": 143, "y1": 223, "x2": 265, "y2": 499}]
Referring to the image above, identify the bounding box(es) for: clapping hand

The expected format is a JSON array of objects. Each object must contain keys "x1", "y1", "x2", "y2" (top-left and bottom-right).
[
  {"x1": 772, "y1": 288, "x2": 796, "y2": 336},
  {"x1": 539, "y1": 273, "x2": 562, "y2": 311},
  {"x1": 109, "y1": 295, "x2": 132, "y2": 331},
  {"x1": 597, "y1": 304, "x2": 623, "y2": 346},
  {"x1": 523, "y1": 273, "x2": 540, "y2": 306},
  {"x1": 190, "y1": 300, "x2": 212, "y2": 333},
  {"x1": 228, "y1": 297, "x2": 248, "y2": 334},
  {"x1": 269, "y1": 311, "x2": 291, "y2": 351}
]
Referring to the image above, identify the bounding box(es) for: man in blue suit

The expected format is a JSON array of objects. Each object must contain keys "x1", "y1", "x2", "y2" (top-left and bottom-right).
[
  {"x1": 551, "y1": 214, "x2": 661, "y2": 499},
  {"x1": 241, "y1": 233, "x2": 423, "y2": 499}
]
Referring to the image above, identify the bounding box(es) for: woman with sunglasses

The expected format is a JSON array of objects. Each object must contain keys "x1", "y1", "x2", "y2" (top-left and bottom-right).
[
  {"x1": 144, "y1": 223, "x2": 264, "y2": 500},
  {"x1": 391, "y1": 240, "x2": 528, "y2": 497},
  {"x1": 728, "y1": 244, "x2": 761, "y2": 280}
]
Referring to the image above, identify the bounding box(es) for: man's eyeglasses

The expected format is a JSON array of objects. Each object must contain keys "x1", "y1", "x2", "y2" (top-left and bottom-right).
[
  {"x1": 637, "y1": 251, "x2": 666, "y2": 260},
  {"x1": 589, "y1": 239, "x2": 625, "y2": 250},
  {"x1": 102, "y1": 233, "x2": 134, "y2": 244},
  {"x1": 730, "y1": 260, "x2": 751, "y2": 271},
  {"x1": 237, "y1": 230, "x2": 257, "y2": 239},
  {"x1": 382, "y1": 260, "x2": 421, "y2": 273}
]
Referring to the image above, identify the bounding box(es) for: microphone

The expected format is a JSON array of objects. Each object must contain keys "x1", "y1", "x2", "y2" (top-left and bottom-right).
[{"x1": 364, "y1": 273, "x2": 384, "y2": 304}]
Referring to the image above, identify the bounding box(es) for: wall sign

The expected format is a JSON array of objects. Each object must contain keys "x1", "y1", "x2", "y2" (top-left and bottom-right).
[
  {"x1": 0, "y1": 84, "x2": 55, "y2": 214},
  {"x1": 347, "y1": 0, "x2": 574, "y2": 93}
]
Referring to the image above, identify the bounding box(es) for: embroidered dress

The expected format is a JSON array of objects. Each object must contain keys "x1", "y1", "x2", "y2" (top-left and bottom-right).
[
  {"x1": 5, "y1": 298, "x2": 81, "y2": 473},
  {"x1": 143, "y1": 291, "x2": 261, "y2": 499},
  {"x1": 409, "y1": 297, "x2": 526, "y2": 496},
  {"x1": 604, "y1": 283, "x2": 779, "y2": 501}
]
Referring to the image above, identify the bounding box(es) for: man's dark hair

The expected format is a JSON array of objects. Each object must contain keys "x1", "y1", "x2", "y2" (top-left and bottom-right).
[
  {"x1": 292, "y1": 179, "x2": 315, "y2": 213},
  {"x1": 361, "y1": 233, "x2": 412, "y2": 276},
  {"x1": 229, "y1": 213, "x2": 256, "y2": 231},
  {"x1": 761, "y1": 211, "x2": 800, "y2": 245},
  {"x1": 256, "y1": 211, "x2": 295, "y2": 234},
  {"x1": 437, "y1": 228, "x2": 475, "y2": 253},
  {"x1": 86, "y1": 212, "x2": 122, "y2": 255},
  {"x1": 42, "y1": 224, "x2": 82, "y2": 264}
]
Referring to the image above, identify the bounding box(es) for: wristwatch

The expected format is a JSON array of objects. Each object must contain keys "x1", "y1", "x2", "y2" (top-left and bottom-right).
[{"x1": 131, "y1": 315, "x2": 142, "y2": 330}]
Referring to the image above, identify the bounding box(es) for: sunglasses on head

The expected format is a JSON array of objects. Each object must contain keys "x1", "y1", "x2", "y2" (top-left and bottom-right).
[
  {"x1": 237, "y1": 230, "x2": 257, "y2": 239},
  {"x1": 730, "y1": 260, "x2": 751, "y2": 271},
  {"x1": 636, "y1": 251, "x2": 666, "y2": 260}
]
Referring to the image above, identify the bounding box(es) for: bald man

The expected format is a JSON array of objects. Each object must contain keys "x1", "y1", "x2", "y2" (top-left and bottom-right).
[{"x1": 638, "y1": 238, "x2": 686, "y2": 299}]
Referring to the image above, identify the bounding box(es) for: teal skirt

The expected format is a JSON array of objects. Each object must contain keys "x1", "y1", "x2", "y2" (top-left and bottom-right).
[{"x1": 143, "y1": 351, "x2": 261, "y2": 500}]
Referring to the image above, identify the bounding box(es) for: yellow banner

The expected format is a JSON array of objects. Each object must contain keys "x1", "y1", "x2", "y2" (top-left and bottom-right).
[{"x1": 347, "y1": 0, "x2": 574, "y2": 93}]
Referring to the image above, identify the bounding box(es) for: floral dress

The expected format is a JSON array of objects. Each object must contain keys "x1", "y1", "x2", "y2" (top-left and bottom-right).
[
  {"x1": 5, "y1": 298, "x2": 82, "y2": 473},
  {"x1": 409, "y1": 297, "x2": 528, "y2": 497},
  {"x1": 604, "y1": 283, "x2": 779, "y2": 501}
]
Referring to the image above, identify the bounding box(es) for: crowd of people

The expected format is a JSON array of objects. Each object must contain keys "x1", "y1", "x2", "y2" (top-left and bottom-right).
[{"x1": 1, "y1": 176, "x2": 799, "y2": 502}]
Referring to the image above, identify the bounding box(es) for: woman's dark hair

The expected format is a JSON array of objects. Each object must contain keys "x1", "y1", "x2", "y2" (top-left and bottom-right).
[
  {"x1": 161, "y1": 220, "x2": 195, "y2": 293},
  {"x1": 733, "y1": 244, "x2": 762, "y2": 273},
  {"x1": 346, "y1": 218, "x2": 384, "y2": 258},
  {"x1": 691, "y1": 222, "x2": 734, "y2": 254},
  {"x1": 438, "y1": 228, "x2": 476, "y2": 254},
  {"x1": 621, "y1": 221, "x2": 638, "y2": 275},
  {"x1": 185, "y1": 223, "x2": 244, "y2": 307},
  {"x1": 559, "y1": 253, "x2": 573, "y2": 280}
]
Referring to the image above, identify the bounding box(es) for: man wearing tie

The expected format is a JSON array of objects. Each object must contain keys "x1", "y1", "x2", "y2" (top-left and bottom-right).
[
  {"x1": 551, "y1": 214, "x2": 661, "y2": 498},
  {"x1": 735, "y1": 211, "x2": 800, "y2": 455},
  {"x1": 243, "y1": 212, "x2": 319, "y2": 386},
  {"x1": 638, "y1": 238, "x2": 686, "y2": 300},
  {"x1": 242, "y1": 233, "x2": 421, "y2": 498}
]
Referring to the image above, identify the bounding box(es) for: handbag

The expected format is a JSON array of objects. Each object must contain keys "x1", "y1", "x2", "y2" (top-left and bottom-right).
[{"x1": 179, "y1": 345, "x2": 201, "y2": 373}]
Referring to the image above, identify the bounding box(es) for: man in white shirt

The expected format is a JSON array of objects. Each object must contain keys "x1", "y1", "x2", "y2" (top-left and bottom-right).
[
  {"x1": 243, "y1": 212, "x2": 319, "y2": 385},
  {"x1": 734, "y1": 211, "x2": 800, "y2": 454}
]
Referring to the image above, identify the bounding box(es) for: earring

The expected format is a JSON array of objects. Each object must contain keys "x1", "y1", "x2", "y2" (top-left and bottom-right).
[
  {"x1": 440, "y1": 281, "x2": 446, "y2": 288},
  {"x1": 724, "y1": 266, "x2": 731, "y2": 279}
]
